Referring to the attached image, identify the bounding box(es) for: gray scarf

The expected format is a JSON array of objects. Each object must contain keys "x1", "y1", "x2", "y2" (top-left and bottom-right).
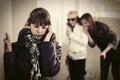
[{"x1": 24, "y1": 29, "x2": 42, "y2": 80}]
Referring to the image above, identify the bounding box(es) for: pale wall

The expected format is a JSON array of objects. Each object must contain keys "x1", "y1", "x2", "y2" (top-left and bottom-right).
[{"x1": 0, "y1": 0, "x2": 12, "y2": 80}]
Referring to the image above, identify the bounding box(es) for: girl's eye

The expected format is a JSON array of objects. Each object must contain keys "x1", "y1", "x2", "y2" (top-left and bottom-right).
[
  {"x1": 42, "y1": 26, "x2": 47, "y2": 29},
  {"x1": 34, "y1": 25, "x2": 39, "y2": 28}
]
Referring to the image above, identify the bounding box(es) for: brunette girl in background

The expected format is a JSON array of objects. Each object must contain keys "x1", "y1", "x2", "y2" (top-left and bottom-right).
[{"x1": 80, "y1": 13, "x2": 120, "y2": 80}]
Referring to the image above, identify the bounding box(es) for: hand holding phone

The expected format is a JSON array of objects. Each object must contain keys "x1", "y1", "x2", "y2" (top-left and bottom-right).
[
  {"x1": 66, "y1": 26, "x2": 72, "y2": 36},
  {"x1": 44, "y1": 27, "x2": 53, "y2": 41}
]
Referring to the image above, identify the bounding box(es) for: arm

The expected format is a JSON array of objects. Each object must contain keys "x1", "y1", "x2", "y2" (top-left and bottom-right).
[
  {"x1": 68, "y1": 32, "x2": 88, "y2": 46},
  {"x1": 4, "y1": 33, "x2": 17, "y2": 80},
  {"x1": 4, "y1": 52, "x2": 17, "y2": 80},
  {"x1": 100, "y1": 23, "x2": 117, "y2": 59},
  {"x1": 100, "y1": 43, "x2": 113, "y2": 59},
  {"x1": 88, "y1": 35, "x2": 96, "y2": 48},
  {"x1": 100, "y1": 31, "x2": 117, "y2": 59},
  {"x1": 66, "y1": 27, "x2": 88, "y2": 46},
  {"x1": 40, "y1": 42, "x2": 61, "y2": 77},
  {"x1": 48, "y1": 32, "x2": 62, "y2": 63},
  {"x1": 40, "y1": 28, "x2": 61, "y2": 77},
  {"x1": 83, "y1": 29, "x2": 96, "y2": 47},
  {"x1": 82, "y1": 25, "x2": 95, "y2": 47}
]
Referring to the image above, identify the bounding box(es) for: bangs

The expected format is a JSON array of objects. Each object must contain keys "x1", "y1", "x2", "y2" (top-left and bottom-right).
[
  {"x1": 30, "y1": 13, "x2": 51, "y2": 26},
  {"x1": 26, "y1": 8, "x2": 51, "y2": 26}
]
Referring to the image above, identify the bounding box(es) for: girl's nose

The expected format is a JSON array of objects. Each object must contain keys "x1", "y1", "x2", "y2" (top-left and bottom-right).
[
  {"x1": 83, "y1": 24, "x2": 86, "y2": 27},
  {"x1": 37, "y1": 27, "x2": 42, "y2": 33}
]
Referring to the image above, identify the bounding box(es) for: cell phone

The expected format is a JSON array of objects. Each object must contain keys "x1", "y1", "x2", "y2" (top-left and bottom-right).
[
  {"x1": 41, "y1": 28, "x2": 49, "y2": 41},
  {"x1": 45, "y1": 28, "x2": 49, "y2": 34}
]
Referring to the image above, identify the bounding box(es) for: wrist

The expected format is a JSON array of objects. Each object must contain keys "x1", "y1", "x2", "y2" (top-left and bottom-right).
[
  {"x1": 6, "y1": 49, "x2": 12, "y2": 52},
  {"x1": 6, "y1": 45, "x2": 12, "y2": 52},
  {"x1": 44, "y1": 34, "x2": 52, "y2": 41},
  {"x1": 44, "y1": 37, "x2": 50, "y2": 41},
  {"x1": 103, "y1": 51, "x2": 107, "y2": 54}
]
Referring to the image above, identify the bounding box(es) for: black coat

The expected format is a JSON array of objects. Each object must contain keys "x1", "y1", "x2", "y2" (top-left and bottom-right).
[
  {"x1": 88, "y1": 21, "x2": 117, "y2": 51},
  {"x1": 4, "y1": 28, "x2": 61, "y2": 80}
]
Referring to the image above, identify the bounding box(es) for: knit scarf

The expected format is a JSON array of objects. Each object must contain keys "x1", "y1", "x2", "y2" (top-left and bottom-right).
[{"x1": 24, "y1": 29, "x2": 42, "y2": 80}]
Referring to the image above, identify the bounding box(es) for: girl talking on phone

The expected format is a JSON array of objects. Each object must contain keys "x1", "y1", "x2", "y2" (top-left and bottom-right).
[{"x1": 4, "y1": 8, "x2": 61, "y2": 80}]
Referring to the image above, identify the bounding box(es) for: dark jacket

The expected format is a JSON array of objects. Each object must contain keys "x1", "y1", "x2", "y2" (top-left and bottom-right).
[
  {"x1": 88, "y1": 21, "x2": 117, "y2": 51},
  {"x1": 4, "y1": 28, "x2": 61, "y2": 80}
]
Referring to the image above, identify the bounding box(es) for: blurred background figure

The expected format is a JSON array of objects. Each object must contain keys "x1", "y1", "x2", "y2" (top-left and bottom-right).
[
  {"x1": 80, "y1": 13, "x2": 120, "y2": 80},
  {"x1": 65, "y1": 11, "x2": 88, "y2": 80}
]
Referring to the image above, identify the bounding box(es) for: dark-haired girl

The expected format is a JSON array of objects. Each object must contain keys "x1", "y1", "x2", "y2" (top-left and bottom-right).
[
  {"x1": 80, "y1": 13, "x2": 120, "y2": 80},
  {"x1": 4, "y1": 8, "x2": 61, "y2": 80}
]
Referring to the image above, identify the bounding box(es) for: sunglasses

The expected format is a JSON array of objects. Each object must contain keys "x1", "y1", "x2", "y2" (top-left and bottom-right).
[{"x1": 67, "y1": 18, "x2": 76, "y2": 22}]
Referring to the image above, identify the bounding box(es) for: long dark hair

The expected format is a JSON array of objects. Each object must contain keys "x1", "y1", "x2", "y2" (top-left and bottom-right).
[
  {"x1": 80, "y1": 13, "x2": 95, "y2": 26},
  {"x1": 25, "y1": 8, "x2": 51, "y2": 26}
]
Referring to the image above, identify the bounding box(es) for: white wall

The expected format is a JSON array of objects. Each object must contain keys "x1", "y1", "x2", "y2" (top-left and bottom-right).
[
  {"x1": 12, "y1": 0, "x2": 37, "y2": 42},
  {"x1": 0, "y1": 0, "x2": 12, "y2": 80},
  {"x1": 78, "y1": 0, "x2": 120, "y2": 18}
]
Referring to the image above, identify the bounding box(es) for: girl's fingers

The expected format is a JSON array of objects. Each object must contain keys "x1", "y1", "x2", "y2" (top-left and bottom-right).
[
  {"x1": 4, "y1": 33, "x2": 12, "y2": 52},
  {"x1": 3, "y1": 39, "x2": 6, "y2": 51},
  {"x1": 3, "y1": 38, "x2": 8, "y2": 52},
  {"x1": 48, "y1": 27, "x2": 52, "y2": 32},
  {"x1": 48, "y1": 28, "x2": 53, "y2": 35},
  {"x1": 100, "y1": 53, "x2": 104, "y2": 56},
  {"x1": 6, "y1": 33, "x2": 11, "y2": 42},
  {"x1": 3, "y1": 38, "x2": 6, "y2": 44},
  {"x1": 100, "y1": 54, "x2": 103, "y2": 56},
  {"x1": 100, "y1": 54, "x2": 106, "y2": 59},
  {"x1": 4, "y1": 38, "x2": 8, "y2": 45}
]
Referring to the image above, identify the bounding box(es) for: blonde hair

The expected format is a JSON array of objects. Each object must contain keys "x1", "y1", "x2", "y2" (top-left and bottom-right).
[{"x1": 67, "y1": 11, "x2": 79, "y2": 18}]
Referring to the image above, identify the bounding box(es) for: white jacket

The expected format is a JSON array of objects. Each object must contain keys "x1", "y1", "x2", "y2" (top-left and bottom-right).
[{"x1": 66, "y1": 24, "x2": 88, "y2": 60}]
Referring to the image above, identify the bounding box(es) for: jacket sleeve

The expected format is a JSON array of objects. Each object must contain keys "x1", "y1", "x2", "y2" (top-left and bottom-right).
[
  {"x1": 106, "y1": 31, "x2": 117, "y2": 46},
  {"x1": 88, "y1": 41, "x2": 96, "y2": 48},
  {"x1": 101, "y1": 23, "x2": 117, "y2": 46},
  {"x1": 4, "y1": 51, "x2": 17, "y2": 80},
  {"x1": 101, "y1": 23, "x2": 109, "y2": 35},
  {"x1": 40, "y1": 42, "x2": 61, "y2": 77},
  {"x1": 68, "y1": 32, "x2": 88, "y2": 46},
  {"x1": 4, "y1": 28, "x2": 28, "y2": 80}
]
